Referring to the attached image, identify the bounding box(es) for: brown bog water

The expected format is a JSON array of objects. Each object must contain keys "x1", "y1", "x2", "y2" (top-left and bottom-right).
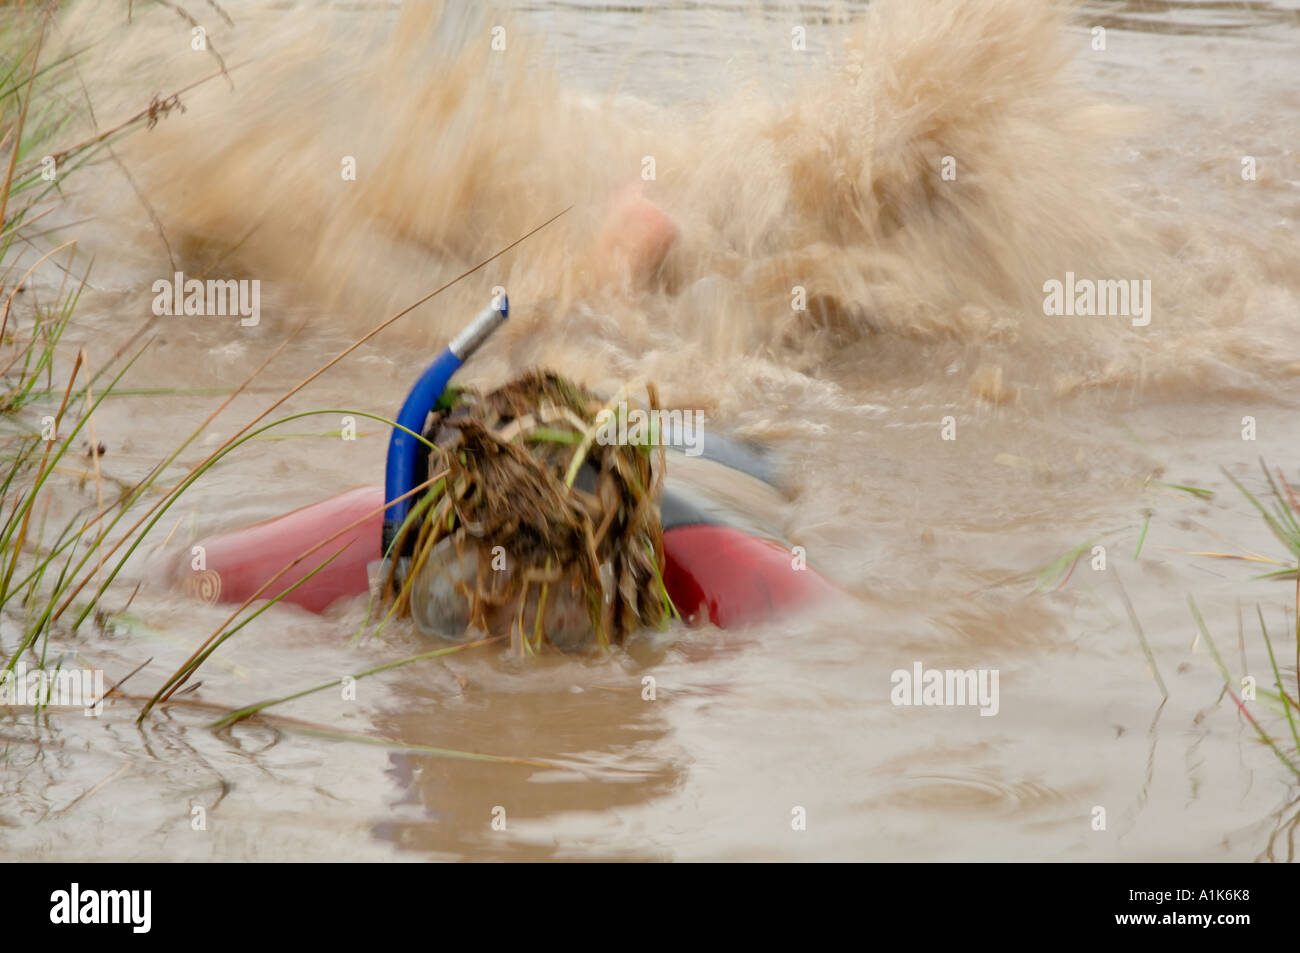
[{"x1": 4, "y1": 0, "x2": 1300, "y2": 860}]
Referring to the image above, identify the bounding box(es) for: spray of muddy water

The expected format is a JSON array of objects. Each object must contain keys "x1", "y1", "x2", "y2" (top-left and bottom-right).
[
  {"x1": 8, "y1": 0, "x2": 1300, "y2": 859},
  {"x1": 60, "y1": 0, "x2": 1300, "y2": 406}
]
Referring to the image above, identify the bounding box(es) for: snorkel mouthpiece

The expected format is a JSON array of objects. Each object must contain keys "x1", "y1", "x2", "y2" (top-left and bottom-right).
[{"x1": 381, "y1": 292, "x2": 508, "y2": 559}]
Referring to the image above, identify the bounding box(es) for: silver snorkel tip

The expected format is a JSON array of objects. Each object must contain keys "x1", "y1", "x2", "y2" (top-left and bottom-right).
[{"x1": 448, "y1": 291, "x2": 509, "y2": 361}]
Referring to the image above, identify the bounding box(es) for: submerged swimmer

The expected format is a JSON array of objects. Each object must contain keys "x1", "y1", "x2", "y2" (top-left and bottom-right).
[{"x1": 172, "y1": 191, "x2": 840, "y2": 650}]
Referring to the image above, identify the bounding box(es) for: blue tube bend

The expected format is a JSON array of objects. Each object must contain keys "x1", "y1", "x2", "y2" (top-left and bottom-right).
[{"x1": 382, "y1": 293, "x2": 508, "y2": 556}]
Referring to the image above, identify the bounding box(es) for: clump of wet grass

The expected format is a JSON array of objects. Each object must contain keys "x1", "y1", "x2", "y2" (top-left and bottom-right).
[{"x1": 384, "y1": 369, "x2": 674, "y2": 654}]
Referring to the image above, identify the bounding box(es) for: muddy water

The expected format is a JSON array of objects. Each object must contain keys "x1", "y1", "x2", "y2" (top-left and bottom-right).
[{"x1": 5, "y1": 0, "x2": 1300, "y2": 860}]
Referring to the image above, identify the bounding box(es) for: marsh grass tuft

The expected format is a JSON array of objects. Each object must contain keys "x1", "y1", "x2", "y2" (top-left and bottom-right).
[{"x1": 1182, "y1": 461, "x2": 1300, "y2": 779}]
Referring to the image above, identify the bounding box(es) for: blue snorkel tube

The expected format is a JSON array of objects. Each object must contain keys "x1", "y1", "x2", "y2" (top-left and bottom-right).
[{"x1": 382, "y1": 292, "x2": 509, "y2": 559}]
